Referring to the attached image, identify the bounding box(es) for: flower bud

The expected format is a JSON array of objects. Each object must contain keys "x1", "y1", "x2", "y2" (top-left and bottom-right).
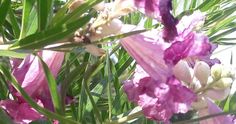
[
  {"x1": 211, "y1": 64, "x2": 222, "y2": 80},
  {"x1": 194, "y1": 61, "x2": 210, "y2": 87},
  {"x1": 205, "y1": 88, "x2": 230, "y2": 101},
  {"x1": 221, "y1": 68, "x2": 235, "y2": 78},
  {"x1": 173, "y1": 60, "x2": 192, "y2": 84},
  {"x1": 212, "y1": 78, "x2": 233, "y2": 89}
]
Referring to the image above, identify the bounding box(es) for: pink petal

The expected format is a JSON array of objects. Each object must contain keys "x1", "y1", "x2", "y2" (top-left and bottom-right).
[
  {"x1": 0, "y1": 100, "x2": 42, "y2": 124},
  {"x1": 199, "y1": 98, "x2": 234, "y2": 124},
  {"x1": 120, "y1": 30, "x2": 171, "y2": 82},
  {"x1": 123, "y1": 66, "x2": 196, "y2": 122}
]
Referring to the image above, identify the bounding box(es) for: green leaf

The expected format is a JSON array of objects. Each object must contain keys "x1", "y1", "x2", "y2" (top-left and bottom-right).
[
  {"x1": 207, "y1": 16, "x2": 236, "y2": 36},
  {"x1": 37, "y1": 0, "x2": 53, "y2": 31},
  {"x1": 50, "y1": 1, "x2": 73, "y2": 26},
  {"x1": 196, "y1": 0, "x2": 220, "y2": 12},
  {"x1": 205, "y1": 4, "x2": 236, "y2": 27},
  {"x1": 54, "y1": 0, "x2": 103, "y2": 26},
  {"x1": 105, "y1": 53, "x2": 113, "y2": 119},
  {"x1": 38, "y1": 54, "x2": 63, "y2": 114},
  {"x1": 19, "y1": 0, "x2": 37, "y2": 39},
  {"x1": 210, "y1": 27, "x2": 236, "y2": 41},
  {"x1": 229, "y1": 92, "x2": 236, "y2": 111},
  {"x1": 0, "y1": 50, "x2": 27, "y2": 58},
  {"x1": 7, "y1": 7, "x2": 20, "y2": 38},
  {"x1": 10, "y1": 15, "x2": 91, "y2": 50},
  {"x1": 0, "y1": 108, "x2": 14, "y2": 124},
  {"x1": 0, "y1": 0, "x2": 10, "y2": 27}
]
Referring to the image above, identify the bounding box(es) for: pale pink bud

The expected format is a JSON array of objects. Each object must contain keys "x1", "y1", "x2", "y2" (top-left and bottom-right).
[
  {"x1": 194, "y1": 61, "x2": 210, "y2": 87},
  {"x1": 213, "y1": 78, "x2": 233, "y2": 89},
  {"x1": 211, "y1": 64, "x2": 223, "y2": 80},
  {"x1": 173, "y1": 60, "x2": 192, "y2": 84}
]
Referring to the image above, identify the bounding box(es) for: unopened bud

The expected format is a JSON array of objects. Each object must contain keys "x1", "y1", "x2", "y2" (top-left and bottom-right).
[
  {"x1": 221, "y1": 68, "x2": 235, "y2": 78},
  {"x1": 194, "y1": 61, "x2": 210, "y2": 86},
  {"x1": 173, "y1": 60, "x2": 192, "y2": 84},
  {"x1": 211, "y1": 64, "x2": 222, "y2": 80},
  {"x1": 212, "y1": 78, "x2": 233, "y2": 89}
]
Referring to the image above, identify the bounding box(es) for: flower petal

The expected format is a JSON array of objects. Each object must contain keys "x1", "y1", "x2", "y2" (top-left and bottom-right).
[
  {"x1": 123, "y1": 66, "x2": 196, "y2": 122},
  {"x1": 121, "y1": 30, "x2": 171, "y2": 82},
  {"x1": 198, "y1": 98, "x2": 234, "y2": 124}
]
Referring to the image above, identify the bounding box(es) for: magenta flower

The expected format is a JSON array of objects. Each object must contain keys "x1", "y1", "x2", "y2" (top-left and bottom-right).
[
  {"x1": 123, "y1": 66, "x2": 196, "y2": 122},
  {"x1": 121, "y1": 11, "x2": 218, "y2": 74},
  {"x1": 0, "y1": 50, "x2": 64, "y2": 124},
  {"x1": 134, "y1": 0, "x2": 178, "y2": 40},
  {"x1": 121, "y1": 11, "x2": 218, "y2": 122}
]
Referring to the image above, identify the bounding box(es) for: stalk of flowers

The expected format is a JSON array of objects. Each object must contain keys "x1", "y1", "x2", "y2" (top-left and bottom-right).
[
  {"x1": 0, "y1": 51, "x2": 64, "y2": 124},
  {"x1": 120, "y1": 10, "x2": 223, "y2": 123},
  {"x1": 174, "y1": 61, "x2": 235, "y2": 123}
]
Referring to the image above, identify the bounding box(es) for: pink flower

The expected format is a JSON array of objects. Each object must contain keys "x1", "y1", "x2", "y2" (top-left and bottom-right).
[
  {"x1": 121, "y1": 11, "x2": 218, "y2": 75},
  {"x1": 0, "y1": 50, "x2": 64, "y2": 124},
  {"x1": 123, "y1": 66, "x2": 196, "y2": 122},
  {"x1": 121, "y1": 11, "x2": 217, "y2": 122},
  {"x1": 198, "y1": 98, "x2": 234, "y2": 124}
]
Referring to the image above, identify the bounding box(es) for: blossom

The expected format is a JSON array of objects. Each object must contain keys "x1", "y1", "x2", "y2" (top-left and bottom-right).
[
  {"x1": 175, "y1": 60, "x2": 235, "y2": 124},
  {"x1": 121, "y1": 11, "x2": 218, "y2": 73},
  {"x1": 121, "y1": 11, "x2": 219, "y2": 122},
  {"x1": 0, "y1": 50, "x2": 64, "y2": 124},
  {"x1": 123, "y1": 66, "x2": 196, "y2": 122}
]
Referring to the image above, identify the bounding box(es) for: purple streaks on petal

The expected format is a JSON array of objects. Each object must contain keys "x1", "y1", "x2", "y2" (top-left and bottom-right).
[{"x1": 159, "y1": 0, "x2": 178, "y2": 41}]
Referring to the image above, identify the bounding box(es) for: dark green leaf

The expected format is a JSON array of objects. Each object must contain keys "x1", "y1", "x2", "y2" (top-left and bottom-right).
[
  {"x1": 10, "y1": 15, "x2": 91, "y2": 50},
  {"x1": 38, "y1": 54, "x2": 63, "y2": 114}
]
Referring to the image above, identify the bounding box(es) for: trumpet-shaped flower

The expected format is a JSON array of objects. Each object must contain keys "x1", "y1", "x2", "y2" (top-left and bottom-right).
[
  {"x1": 121, "y1": 11, "x2": 220, "y2": 122},
  {"x1": 121, "y1": 11, "x2": 218, "y2": 78},
  {"x1": 0, "y1": 51, "x2": 64, "y2": 124},
  {"x1": 123, "y1": 66, "x2": 196, "y2": 122}
]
